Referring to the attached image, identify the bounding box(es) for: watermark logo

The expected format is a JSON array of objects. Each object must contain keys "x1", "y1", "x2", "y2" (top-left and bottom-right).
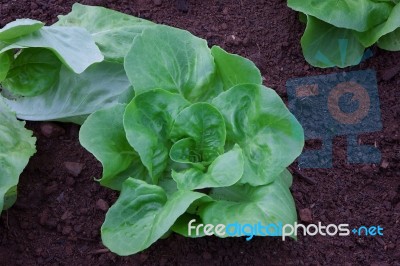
[
  {"x1": 286, "y1": 69, "x2": 382, "y2": 168},
  {"x1": 188, "y1": 220, "x2": 383, "y2": 240}
]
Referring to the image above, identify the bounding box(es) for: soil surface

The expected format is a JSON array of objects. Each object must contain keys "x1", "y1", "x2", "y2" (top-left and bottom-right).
[{"x1": 1, "y1": 0, "x2": 400, "y2": 265}]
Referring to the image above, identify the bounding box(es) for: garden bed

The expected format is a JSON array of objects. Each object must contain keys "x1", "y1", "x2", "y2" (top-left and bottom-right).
[{"x1": 0, "y1": 0, "x2": 399, "y2": 265}]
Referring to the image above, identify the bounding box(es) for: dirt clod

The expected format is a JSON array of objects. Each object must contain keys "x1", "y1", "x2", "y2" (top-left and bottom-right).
[
  {"x1": 299, "y1": 208, "x2": 313, "y2": 223},
  {"x1": 96, "y1": 199, "x2": 109, "y2": 212},
  {"x1": 40, "y1": 122, "x2": 65, "y2": 138},
  {"x1": 64, "y1": 162, "x2": 83, "y2": 177}
]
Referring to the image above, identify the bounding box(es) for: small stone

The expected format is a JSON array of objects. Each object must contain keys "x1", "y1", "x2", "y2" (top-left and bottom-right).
[
  {"x1": 222, "y1": 7, "x2": 229, "y2": 15},
  {"x1": 96, "y1": 199, "x2": 109, "y2": 212},
  {"x1": 62, "y1": 226, "x2": 72, "y2": 235},
  {"x1": 221, "y1": 23, "x2": 228, "y2": 30},
  {"x1": 381, "y1": 160, "x2": 389, "y2": 169},
  {"x1": 299, "y1": 208, "x2": 313, "y2": 223},
  {"x1": 153, "y1": 0, "x2": 162, "y2": 6},
  {"x1": 40, "y1": 123, "x2": 65, "y2": 138},
  {"x1": 64, "y1": 162, "x2": 83, "y2": 177},
  {"x1": 61, "y1": 211, "x2": 72, "y2": 221}
]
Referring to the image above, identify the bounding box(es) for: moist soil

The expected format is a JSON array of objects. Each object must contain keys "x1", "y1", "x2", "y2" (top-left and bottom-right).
[{"x1": 0, "y1": 0, "x2": 400, "y2": 265}]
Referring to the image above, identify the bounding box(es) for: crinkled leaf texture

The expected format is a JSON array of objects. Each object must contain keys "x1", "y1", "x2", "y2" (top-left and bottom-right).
[
  {"x1": 0, "y1": 99, "x2": 36, "y2": 211},
  {"x1": 171, "y1": 144, "x2": 244, "y2": 190},
  {"x1": 124, "y1": 89, "x2": 190, "y2": 185},
  {"x1": 212, "y1": 84, "x2": 304, "y2": 185}
]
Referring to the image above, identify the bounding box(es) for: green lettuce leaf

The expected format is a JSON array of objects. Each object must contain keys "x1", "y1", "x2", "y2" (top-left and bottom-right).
[
  {"x1": 2, "y1": 62, "x2": 133, "y2": 124},
  {"x1": 123, "y1": 89, "x2": 190, "y2": 184},
  {"x1": 56, "y1": 3, "x2": 154, "y2": 62},
  {"x1": 378, "y1": 27, "x2": 400, "y2": 49},
  {"x1": 199, "y1": 169, "x2": 297, "y2": 238},
  {"x1": 355, "y1": 3, "x2": 400, "y2": 47},
  {"x1": 171, "y1": 144, "x2": 244, "y2": 190},
  {"x1": 212, "y1": 84, "x2": 304, "y2": 185},
  {"x1": 0, "y1": 26, "x2": 103, "y2": 74},
  {"x1": 287, "y1": 0, "x2": 393, "y2": 32},
  {"x1": 170, "y1": 103, "x2": 226, "y2": 163},
  {"x1": 79, "y1": 104, "x2": 148, "y2": 190},
  {"x1": 101, "y1": 178, "x2": 209, "y2": 255},
  {"x1": 124, "y1": 25, "x2": 217, "y2": 102},
  {"x1": 211, "y1": 45, "x2": 262, "y2": 90},
  {"x1": 0, "y1": 99, "x2": 36, "y2": 211},
  {"x1": 0, "y1": 50, "x2": 13, "y2": 82},
  {"x1": 0, "y1": 19, "x2": 44, "y2": 40},
  {"x1": 301, "y1": 16, "x2": 365, "y2": 68},
  {"x1": 2, "y1": 48, "x2": 61, "y2": 96}
]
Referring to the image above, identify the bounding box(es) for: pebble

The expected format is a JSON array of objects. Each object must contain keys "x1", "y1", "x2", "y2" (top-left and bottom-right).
[
  {"x1": 380, "y1": 160, "x2": 389, "y2": 169},
  {"x1": 96, "y1": 199, "x2": 109, "y2": 212},
  {"x1": 61, "y1": 211, "x2": 72, "y2": 221},
  {"x1": 299, "y1": 208, "x2": 313, "y2": 223},
  {"x1": 221, "y1": 23, "x2": 228, "y2": 30},
  {"x1": 226, "y1": 35, "x2": 241, "y2": 46},
  {"x1": 40, "y1": 122, "x2": 65, "y2": 138},
  {"x1": 64, "y1": 162, "x2": 83, "y2": 177}
]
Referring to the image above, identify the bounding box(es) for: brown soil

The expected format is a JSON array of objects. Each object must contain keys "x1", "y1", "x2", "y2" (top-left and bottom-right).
[{"x1": 1, "y1": 0, "x2": 400, "y2": 265}]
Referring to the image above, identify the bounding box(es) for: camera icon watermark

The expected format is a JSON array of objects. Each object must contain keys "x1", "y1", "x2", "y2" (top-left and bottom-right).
[{"x1": 286, "y1": 70, "x2": 382, "y2": 168}]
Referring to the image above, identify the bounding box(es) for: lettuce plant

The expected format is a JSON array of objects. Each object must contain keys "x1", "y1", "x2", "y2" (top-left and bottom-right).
[
  {"x1": 288, "y1": 0, "x2": 400, "y2": 68},
  {"x1": 0, "y1": 99, "x2": 36, "y2": 211},
  {"x1": 1, "y1": 4, "x2": 153, "y2": 124},
  {"x1": 80, "y1": 25, "x2": 304, "y2": 255}
]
